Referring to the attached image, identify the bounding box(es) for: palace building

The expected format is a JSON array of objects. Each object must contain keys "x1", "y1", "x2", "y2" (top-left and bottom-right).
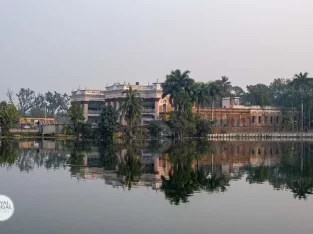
[{"x1": 71, "y1": 82, "x2": 172, "y2": 125}]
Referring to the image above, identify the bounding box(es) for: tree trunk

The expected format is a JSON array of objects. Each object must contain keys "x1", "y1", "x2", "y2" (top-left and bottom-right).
[
  {"x1": 301, "y1": 100, "x2": 304, "y2": 132},
  {"x1": 129, "y1": 120, "x2": 133, "y2": 138},
  {"x1": 211, "y1": 99, "x2": 214, "y2": 120},
  {"x1": 309, "y1": 108, "x2": 311, "y2": 131}
]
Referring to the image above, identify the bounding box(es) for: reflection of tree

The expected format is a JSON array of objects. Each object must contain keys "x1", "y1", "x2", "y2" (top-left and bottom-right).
[
  {"x1": 98, "y1": 143, "x2": 118, "y2": 170},
  {"x1": 117, "y1": 145, "x2": 142, "y2": 190},
  {"x1": 246, "y1": 165, "x2": 272, "y2": 184},
  {"x1": 161, "y1": 141, "x2": 229, "y2": 205},
  {"x1": 245, "y1": 143, "x2": 313, "y2": 200},
  {"x1": 0, "y1": 140, "x2": 18, "y2": 166},
  {"x1": 68, "y1": 142, "x2": 88, "y2": 176}
]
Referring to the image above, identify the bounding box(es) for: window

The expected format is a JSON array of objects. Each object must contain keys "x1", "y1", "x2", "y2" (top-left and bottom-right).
[
  {"x1": 276, "y1": 116, "x2": 279, "y2": 124},
  {"x1": 252, "y1": 149, "x2": 255, "y2": 155},
  {"x1": 252, "y1": 116, "x2": 256, "y2": 124},
  {"x1": 245, "y1": 119, "x2": 250, "y2": 126},
  {"x1": 265, "y1": 116, "x2": 268, "y2": 123},
  {"x1": 258, "y1": 116, "x2": 261, "y2": 123},
  {"x1": 270, "y1": 116, "x2": 273, "y2": 124},
  {"x1": 222, "y1": 119, "x2": 228, "y2": 126},
  {"x1": 216, "y1": 119, "x2": 221, "y2": 126},
  {"x1": 88, "y1": 101, "x2": 104, "y2": 112},
  {"x1": 258, "y1": 148, "x2": 261, "y2": 155},
  {"x1": 163, "y1": 104, "x2": 166, "y2": 112},
  {"x1": 234, "y1": 119, "x2": 238, "y2": 127}
]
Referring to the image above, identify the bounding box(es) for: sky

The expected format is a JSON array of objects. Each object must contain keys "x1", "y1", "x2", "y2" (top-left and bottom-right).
[{"x1": 1, "y1": 0, "x2": 313, "y2": 100}]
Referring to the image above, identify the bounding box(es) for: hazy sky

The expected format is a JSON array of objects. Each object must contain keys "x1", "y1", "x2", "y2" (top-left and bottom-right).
[{"x1": 1, "y1": 0, "x2": 313, "y2": 99}]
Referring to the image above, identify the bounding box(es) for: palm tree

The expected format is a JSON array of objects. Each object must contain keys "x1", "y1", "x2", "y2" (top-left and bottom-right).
[
  {"x1": 162, "y1": 69, "x2": 195, "y2": 111},
  {"x1": 208, "y1": 82, "x2": 221, "y2": 120},
  {"x1": 291, "y1": 72, "x2": 313, "y2": 131},
  {"x1": 117, "y1": 146, "x2": 142, "y2": 190},
  {"x1": 119, "y1": 86, "x2": 143, "y2": 138},
  {"x1": 192, "y1": 82, "x2": 210, "y2": 113},
  {"x1": 218, "y1": 76, "x2": 232, "y2": 97}
]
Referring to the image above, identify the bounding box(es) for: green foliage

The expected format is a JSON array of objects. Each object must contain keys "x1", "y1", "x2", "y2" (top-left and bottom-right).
[
  {"x1": 117, "y1": 145, "x2": 143, "y2": 190},
  {"x1": 195, "y1": 116, "x2": 213, "y2": 137},
  {"x1": 98, "y1": 106, "x2": 119, "y2": 142},
  {"x1": 0, "y1": 101, "x2": 20, "y2": 136},
  {"x1": 77, "y1": 121, "x2": 93, "y2": 140},
  {"x1": 161, "y1": 141, "x2": 229, "y2": 205},
  {"x1": 99, "y1": 142, "x2": 118, "y2": 170},
  {"x1": 147, "y1": 120, "x2": 170, "y2": 138},
  {"x1": 45, "y1": 91, "x2": 70, "y2": 116},
  {"x1": 162, "y1": 69, "x2": 195, "y2": 111},
  {"x1": 119, "y1": 87, "x2": 143, "y2": 138},
  {"x1": 168, "y1": 111, "x2": 196, "y2": 139},
  {"x1": 245, "y1": 84, "x2": 271, "y2": 106},
  {"x1": 16, "y1": 88, "x2": 36, "y2": 115},
  {"x1": 191, "y1": 82, "x2": 210, "y2": 112},
  {"x1": 64, "y1": 124, "x2": 74, "y2": 135},
  {"x1": 0, "y1": 140, "x2": 18, "y2": 166},
  {"x1": 68, "y1": 101, "x2": 84, "y2": 135}
]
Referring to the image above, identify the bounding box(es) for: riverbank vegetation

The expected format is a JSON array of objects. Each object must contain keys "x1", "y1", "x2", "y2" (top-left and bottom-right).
[{"x1": 2, "y1": 69, "x2": 313, "y2": 138}]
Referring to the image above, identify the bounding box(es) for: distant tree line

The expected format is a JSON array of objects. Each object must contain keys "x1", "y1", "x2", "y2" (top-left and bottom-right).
[{"x1": 6, "y1": 88, "x2": 70, "y2": 118}]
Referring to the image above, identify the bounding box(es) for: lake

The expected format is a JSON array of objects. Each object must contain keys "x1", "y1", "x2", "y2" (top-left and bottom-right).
[{"x1": 0, "y1": 139, "x2": 313, "y2": 234}]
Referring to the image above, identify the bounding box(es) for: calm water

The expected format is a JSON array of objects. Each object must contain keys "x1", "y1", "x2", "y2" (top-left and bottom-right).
[{"x1": 0, "y1": 139, "x2": 313, "y2": 234}]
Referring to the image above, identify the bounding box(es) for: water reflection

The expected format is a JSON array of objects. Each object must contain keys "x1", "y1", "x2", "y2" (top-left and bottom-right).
[{"x1": 1, "y1": 139, "x2": 313, "y2": 202}]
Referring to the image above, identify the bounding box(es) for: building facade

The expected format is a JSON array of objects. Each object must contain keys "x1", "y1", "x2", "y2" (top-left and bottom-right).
[
  {"x1": 196, "y1": 97, "x2": 297, "y2": 133},
  {"x1": 71, "y1": 89, "x2": 105, "y2": 124},
  {"x1": 104, "y1": 82, "x2": 172, "y2": 125}
]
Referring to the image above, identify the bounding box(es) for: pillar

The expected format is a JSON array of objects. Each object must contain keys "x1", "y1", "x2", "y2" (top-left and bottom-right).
[
  {"x1": 155, "y1": 99, "x2": 160, "y2": 120},
  {"x1": 115, "y1": 100, "x2": 120, "y2": 111},
  {"x1": 83, "y1": 101, "x2": 88, "y2": 121}
]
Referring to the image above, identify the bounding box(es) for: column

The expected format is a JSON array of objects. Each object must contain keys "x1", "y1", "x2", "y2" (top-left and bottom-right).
[
  {"x1": 115, "y1": 100, "x2": 120, "y2": 111},
  {"x1": 83, "y1": 101, "x2": 88, "y2": 121},
  {"x1": 155, "y1": 99, "x2": 160, "y2": 120}
]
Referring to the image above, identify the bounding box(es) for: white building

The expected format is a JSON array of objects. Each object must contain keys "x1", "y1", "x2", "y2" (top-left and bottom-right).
[
  {"x1": 70, "y1": 82, "x2": 171, "y2": 125},
  {"x1": 70, "y1": 89, "x2": 105, "y2": 123},
  {"x1": 104, "y1": 82, "x2": 171, "y2": 125}
]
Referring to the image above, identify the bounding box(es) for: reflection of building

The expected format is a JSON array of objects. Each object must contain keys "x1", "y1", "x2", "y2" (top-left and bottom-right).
[
  {"x1": 197, "y1": 141, "x2": 283, "y2": 177},
  {"x1": 104, "y1": 82, "x2": 172, "y2": 125},
  {"x1": 196, "y1": 97, "x2": 298, "y2": 133},
  {"x1": 71, "y1": 89, "x2": 105, "y2": 123}
]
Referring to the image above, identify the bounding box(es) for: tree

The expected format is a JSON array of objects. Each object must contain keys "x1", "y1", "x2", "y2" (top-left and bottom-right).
[
  {"x1": 168, "y1": 111, "x2": 196, "y2": 139},
  {"x1": 0, "y1": 101, "x2": 20, "y2": 136},
  {"x1": 147, "y1": 120, "x2": 170, "y2": 138},
  {"x1": 45, "y1": 91, "x2": 70, "y2": 116},
  {"x1": 192, "y1": 82, "x2": 210, "y2": 113},
  {"x1": 98, "y1": 106, "x2": 119, "y2": 142},
  {"x1": 195, "y1": 117, "x2": 213, "y2": 137},
  {"x1": 16, "y1": 88, "x2": 36, "y2": 115},
  {"x1": 216, "y1": 76, "x2": 232, "y2": 97},
  {"x1": 162, "y1": 69, "x2": 195, "y2": 111},
  {"x1": 208, "y1": 82, "x2": 221, "y2": 119},
  {"x1": 77, "y1": 122, "x2": 92, "y2": 140},
  {"x1": 231, "y1": 86, "x2": 245, "y2": 97},
  {"x1": 117, "y1": 146, "x2": 142, "y2": 190},
  {"x1": 291, "y1": 72, "x2": 313, "y2": 131},
  {"x1": 0, "y1": 140, "x2": 18, "y2": 166},
  {"x1": 119, "y1": 87, "x2": 143, "y2": 138},
  {"x1": 68, "y1": 101, "x2": 84, "y2": 135},
  {"x1": 245, "y1": 84, "x2": 271, "y2": 106}
]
